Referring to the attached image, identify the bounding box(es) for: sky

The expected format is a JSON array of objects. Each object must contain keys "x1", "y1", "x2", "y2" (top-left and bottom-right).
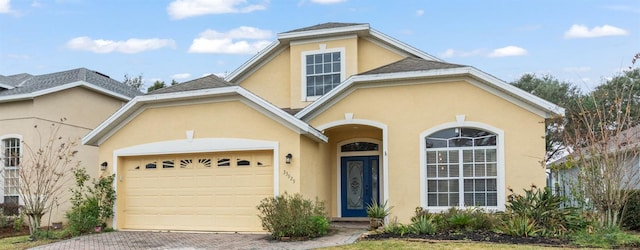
[{"x1": 0, "y1": 0, "x2": 638, "y2": 92}]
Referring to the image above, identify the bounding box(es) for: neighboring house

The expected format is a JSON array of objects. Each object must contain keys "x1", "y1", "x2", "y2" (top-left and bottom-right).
[
  {"x1": 549, "y1": 124, "x2": 640, "y2": 205},
  {"x1": 0, "y1": 68, "x2": 141, "y2": 224},
  {"x1": 83, "y1": 23, "x2": 563, "y2": 232}
]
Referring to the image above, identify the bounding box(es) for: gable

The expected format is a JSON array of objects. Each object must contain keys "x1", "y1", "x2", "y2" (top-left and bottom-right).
[{"x1": 83, "y1": 86, "x2": 327, "y2": 146}]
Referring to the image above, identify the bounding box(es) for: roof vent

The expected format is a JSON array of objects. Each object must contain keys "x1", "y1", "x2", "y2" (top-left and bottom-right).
[{"x1": 93, "y1": 71, "x2": 111, "y2": 78}]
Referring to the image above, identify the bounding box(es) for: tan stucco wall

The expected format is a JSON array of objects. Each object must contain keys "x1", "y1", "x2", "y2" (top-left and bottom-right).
[
  {"x1": 96, "y1": 100, "x2": 307, "y2": 228},
  {"x1": 357, "y1": 38, "x2": 405, "y2": 73},
  {"x1": 0, "y1": 87, "x2": 127, "y2": 226},
  {"x1": 238, "y1": 37, "x2": 406, "y2": 112},
  {"x1": 239, "y1": 48, "x2": 292, "y2": 108},
  {"x1": 298, "y1": 134, "x2": 332, "y2": 213},
  {"x1": 308, "y1": 80, "x2": 547, "y2": 222}
]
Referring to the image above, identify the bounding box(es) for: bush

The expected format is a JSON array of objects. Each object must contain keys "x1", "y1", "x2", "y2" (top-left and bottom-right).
[
  {"x1": 256, "y1": 192, "x2": 328, "y2": 239},
  {"x1": 382, "y1": 217, "x2": 409, "y2": 236},
  {"x1": 572, "y1": 226, "x2": 640, "y2": 248},
  {"x1": 621, "y1": 190, "x2": 640, "y2": 231},
  {"x1": 66, "y1": 196, "x2": 101, "y2": 236},
  {"x1": 66, "y1": 168, "x2": 116, "y2": 236},
  {"x1": 501, "y1": 185, "x2": 589, "y2": 237},
  {"x1": 409, "y1": 214, "x2": 437, "y2": 235}
]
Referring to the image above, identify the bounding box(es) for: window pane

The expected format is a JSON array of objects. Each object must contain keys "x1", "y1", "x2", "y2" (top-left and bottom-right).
[
  {"x1": 427, "y1": 180, "x2": 437, "y2": 193},
  {"x1": 449, "y1": 150, "x2": 459, "y2": 163},
  {"x1": 323, "y1": 53, "x2": 331, "y2": 62},
  {"x1": 162, "y1": 160, "x2": 174, "y2": 169},
  {"x1": 437, "y1": 165, "x2": 447, "y2": 177},
  {"x1": 324, "y1": 63, "x2": 331, "y2": 73},
  {"x1": 333, "y1": 62, "x2": 340, "y2": 72},
  {"x1": 476, "y1": 193, "x2": 486, "y2": 206},
  {"x1": 306, "y1": 65, "x2": 314, "y2": 74},
  {"x1": 314, "y1": 54, "x2": 322, "y2": 63},
  {"x1": 428, "y1": 194, "x2": 437, "y2": 206},
  {"x1": 306, "y1": 55, "x2": 314, "y2": 64},
  {"x1": 426, "y1": 165, "x2": 436, "y2": 178},
  {"x1": 426, "y1": 139, "x2": 447, "y2": 148},
  {"x1": 464, "y1": 193, "x2": 473, "y2": 206},
  {"x1": 464, "y1": 179, "x2": 473, "y2": 192},
  {"x1": 449, "y1": 180, "x2": 459, "y2": 192},
  {"x1": 474, "y1": 164, "x2": 486, "y2": 177},
  {"x1": 438, "y1": 180, "x2": 448, "y2": 192},
  {"x1": 475, "y1": 179, "x2": 486, "y2": 191},
  {"x1": 487, "y1": 179, "x2": 497, "y2": 191},
  {"x1": 486, "y1": 163, "x2": 497, "y2": 176},
  {"x1": 486, "y1": 149, "x2": 497, "y2": 162},
  {"x1": 449, "y1": 164, "x2": 459, "y2": 177},
  {"x1": 463, "y1": 150, "x2": 473, "y2": 163},
  {"x1": 426, "y1": 151, "x2": 436, "y2": 164},
  {"x1": 474, "y1": 149, "x2": 485, "y2": 162},
  {"x1": 450, "y1": 193, "x2": 459, "y2": 205},
  {"x1": 438, "y1": 194, "x2": 448, "y2": 206},
  {"x1": 315, "y1": 65, "x2": 323, "y2": 74},
  {"x1": 332, "y1": 52, "x2": 340, "y2": 61},
  {"x1": 332, "y1": 74, "x2": 340, "y2": 84},
  {"x1": 487, "y1": 193, "x2": 498, "y2": 206},
  {"x1": 463, "y1": 164, "x2": 473, "y2": 177}
]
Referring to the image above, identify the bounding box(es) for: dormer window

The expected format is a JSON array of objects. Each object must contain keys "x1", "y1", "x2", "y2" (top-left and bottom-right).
[{"x1": 302, "y1": 48, "x2": 345, "y2": 101}]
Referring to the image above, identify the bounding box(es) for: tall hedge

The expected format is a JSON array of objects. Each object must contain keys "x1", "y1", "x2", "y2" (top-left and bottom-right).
[{"x1": 622, "y1": 190, "x2": 640, "y2": 231}]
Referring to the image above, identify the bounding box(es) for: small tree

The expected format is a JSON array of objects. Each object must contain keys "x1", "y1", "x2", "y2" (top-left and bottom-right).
[
  {"x1": 14, "y1": 118, "x2": 80, "y2": 237},
  {"x1": 561, "y1": 56, "x2": 640, "y2": 228},
  {"x1": 123, "y1": 73, "x2": 144, "y2": 90}
]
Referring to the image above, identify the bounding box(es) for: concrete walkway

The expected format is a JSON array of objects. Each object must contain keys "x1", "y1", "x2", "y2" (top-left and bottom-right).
[{"x1": 30, "y1": 224, "x2": 367, "y2": 250}]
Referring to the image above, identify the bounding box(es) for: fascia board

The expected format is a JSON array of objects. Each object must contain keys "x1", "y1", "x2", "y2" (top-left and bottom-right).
[
  {"x1": 369, "y1": 29, "x2": 442, "y2": 62},
  {"x1": 277, "y1": 24, "x2": 370, "y2": 40}
]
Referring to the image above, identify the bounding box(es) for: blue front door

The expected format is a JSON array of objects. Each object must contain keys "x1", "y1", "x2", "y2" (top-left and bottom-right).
[{"x1": 341, "y1": 156, "x2": 379, "y2": 217}]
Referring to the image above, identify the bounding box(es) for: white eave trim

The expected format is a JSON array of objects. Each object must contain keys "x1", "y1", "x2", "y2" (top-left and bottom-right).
[
  {"x1": 83, "y1": 86, "x2": 327, "y2": 146},
  {"x1": 369, "y1": 29, "x2": 442, "y2": 62},
  {"x1": 277, "y1": 24, "x2": 370, "y2": 40},
  {"x1": 296, "y1": 67, "x2": 565, "y2": 120},
  {"x1": 0, "y1": 81, "x2": 133, "y2": 103}
]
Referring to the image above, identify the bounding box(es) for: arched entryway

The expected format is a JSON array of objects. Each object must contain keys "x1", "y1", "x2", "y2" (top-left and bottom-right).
[{"x1": 317, "y1": 121, "x2": 387, "y2": 218}]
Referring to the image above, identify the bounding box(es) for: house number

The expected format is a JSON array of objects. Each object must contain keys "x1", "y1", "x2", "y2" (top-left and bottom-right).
[{"x1": 283, "y1": 170, "x2": 295, "y2": 184}]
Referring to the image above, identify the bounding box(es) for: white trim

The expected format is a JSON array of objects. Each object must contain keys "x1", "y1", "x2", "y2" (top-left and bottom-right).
[
  {"x1": 296, "y1": 67, "x2": 564, "y2": 120},
  {"x1": 0, "y1": 81, "x2": 133, "y2": 103},
  {"x1": 300, "y1": 47, "x2": 346, "y2": 101},
  {"x1": 368, "y1": 29, "x2": 441, "y2": 61},
  {"x1": 290, "y1": 34, "x2": 357, "y2": 46},
  {"x1": 0, "y1": 134, "x2": 23, "y2": 205},
  {"x1": 111, "y1": 138, "x2": 280, "y2": 230},
  {"x1": 83, "y1": 86, "x2": 327, "y2": 146},
  {"x1": 419, "y1": 121, "x2": 506, "y2": 212},
  {"x1": 277, "y1": 24, "x2": 370, "y2": 40},
  {"x1": 316, "y1": 119, "x2": 388, "y2": 218}
]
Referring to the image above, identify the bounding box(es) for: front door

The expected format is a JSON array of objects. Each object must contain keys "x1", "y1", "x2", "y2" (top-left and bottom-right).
[{"x1": 341, "y1": 156, "x2": 379, "y2": 217}]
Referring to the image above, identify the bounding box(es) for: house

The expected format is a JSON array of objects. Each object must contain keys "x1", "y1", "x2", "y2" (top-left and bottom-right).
[
  {"x1": 549, "y1": 124, "x2": 640, "y2": 206},
  {"x1": 0, "y1": 68, "x2": 141, "y2": 223},
  {"x1": 83, "y1": 23, "x2": 564, "y2": 232}
]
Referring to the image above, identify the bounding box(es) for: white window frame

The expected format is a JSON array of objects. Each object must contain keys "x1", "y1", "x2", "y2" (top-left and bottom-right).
[
  {"x1": 0, "y1": 134, "x2": 22, "y2": 205},
  {"x1": 419, "y1": 122, "x2": 505, "y2": 212},
  {"x1": 300, "y1": 47, "x2": 346, "y2": 102}
]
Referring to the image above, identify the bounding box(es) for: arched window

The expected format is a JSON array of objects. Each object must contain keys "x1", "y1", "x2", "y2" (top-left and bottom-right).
[
  {"x1": 1, "y1": 137, "x2": 21, "y2": 206},
  {"x1": 425, "y1": 127, "x2": 498, "y2": 208}
]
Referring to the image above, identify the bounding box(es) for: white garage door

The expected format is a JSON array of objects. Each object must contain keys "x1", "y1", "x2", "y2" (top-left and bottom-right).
[{"x1": 121, "y1": 150, "x2": 273, "y2": 232}]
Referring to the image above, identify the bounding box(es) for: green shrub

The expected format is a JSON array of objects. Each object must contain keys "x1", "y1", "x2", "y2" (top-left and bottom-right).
[
  {"x1": 409, "y1": 214, "x2": 437, "y2": 235},
  {"x1": 502, "y1": 185, "x2": 589, "y2": 236},
  {"x1": 621, "y1": 190, "x2": 640, "y2": 231},
  {"x1": 66, "y1": 196, "x2": 101, "y2": 236},
  {"x1": 500, "y1": 215, "x2": 539, "y2": 237},
  {"x1": 382, "y1": 218, "x2": 409, "y2": 236},
  {"x1": 366, "y1": 200, "x2": 393, "y2": 219},
  {"x1": 13, "y1": 213, "x2": 24, "y2": 232},
  {"x1": 256, "y1": 192, "x2": 328, "y2": 239}
]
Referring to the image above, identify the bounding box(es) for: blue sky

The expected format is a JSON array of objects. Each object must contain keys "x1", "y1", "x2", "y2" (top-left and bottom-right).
[{"x1": 1, "y1": 0, "x2": 638, "y2": 92}]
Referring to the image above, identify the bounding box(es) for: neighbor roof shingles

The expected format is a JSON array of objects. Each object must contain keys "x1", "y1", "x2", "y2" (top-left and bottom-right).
[
  {"x1": 359, "y1": 57, "x2": 466, "y2": 75},
  {"x1": 147, "y1": 75, "x2": 236, "y2": 95},
  {"x1": 0, "y1": 68, "x2": 141, "y2": 98}
]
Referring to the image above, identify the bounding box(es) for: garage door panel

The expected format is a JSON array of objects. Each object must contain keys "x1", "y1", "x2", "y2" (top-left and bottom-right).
[{"x1": 122, "y1": 151, "x2": 273, "y2": 231}]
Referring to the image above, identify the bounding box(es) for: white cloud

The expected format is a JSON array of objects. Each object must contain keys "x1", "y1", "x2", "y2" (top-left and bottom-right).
[
  {"x1": 415, "y1": 9, "x2": 424, "y2": 16},
  {"x1": 167, "y1": 0, "x2": 267, "y2": 19},
  {"x1": 31, "y1": 1, "x2": 43, "y2": 8},
  {"x1": 439, "y1": 48, "x2": 483, "y2": 58},
  {"x1": 0, "y1": 0, "x2": 12, "y2": 13},
  {"x1": 310, "y1": 0, "x2": 346, "y2": 4},
  {"x1": 188, "y1": 26, "x2": 273, "y2": 54},
  {"x1": 66, "y1": 37, "x2": 176, "y2": 54},
  {"x1": 171, "y1": 73, "x2": 191, "y2": 80},
  {"x1": 488, "y1": 46, "x2": 528, "y2": 57},
  {"x1": 564, "y1": 24, "x2": 628, "y2": 39}
]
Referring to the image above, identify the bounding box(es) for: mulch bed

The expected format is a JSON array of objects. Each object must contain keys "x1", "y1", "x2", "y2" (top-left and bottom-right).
[
  {"x1": 0, "y1": 225, "x2": 29, "y2": 239},
  {"x1": 364, "y1": 230, "x2": 573, "y2": 247}
]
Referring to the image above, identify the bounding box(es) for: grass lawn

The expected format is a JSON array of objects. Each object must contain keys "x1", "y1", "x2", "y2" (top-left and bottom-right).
[
  {"x1": 0, "y1": 235, "x2": 60, "y2": 250},
  {"x1": 321, "y1": 239, "x2": 569, "y2": 250}
]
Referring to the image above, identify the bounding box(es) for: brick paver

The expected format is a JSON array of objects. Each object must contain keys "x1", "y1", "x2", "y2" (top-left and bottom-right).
[{"x1": 30, "y1": 226, "x2": 366, "y2": 250}]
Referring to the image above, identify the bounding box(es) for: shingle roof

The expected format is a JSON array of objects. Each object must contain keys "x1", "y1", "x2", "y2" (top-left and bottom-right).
[
  {"x1": 359, "y1": 57, "x2": 466, "y2": 75},
  {"x1": 282, "y1": 22, "x2": 365, "y2": 34},
  {"x1": 0, "y1": 68, "x2": 141, "y2": 98},
  {"x1": 147, "y1": 74, "x2": 236, "y2": 95}
]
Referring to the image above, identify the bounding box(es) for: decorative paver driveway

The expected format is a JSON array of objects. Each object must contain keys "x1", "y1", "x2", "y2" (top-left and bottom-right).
[{"x1": 30, "y1": 226, "x2": 366, "y2": 250}]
